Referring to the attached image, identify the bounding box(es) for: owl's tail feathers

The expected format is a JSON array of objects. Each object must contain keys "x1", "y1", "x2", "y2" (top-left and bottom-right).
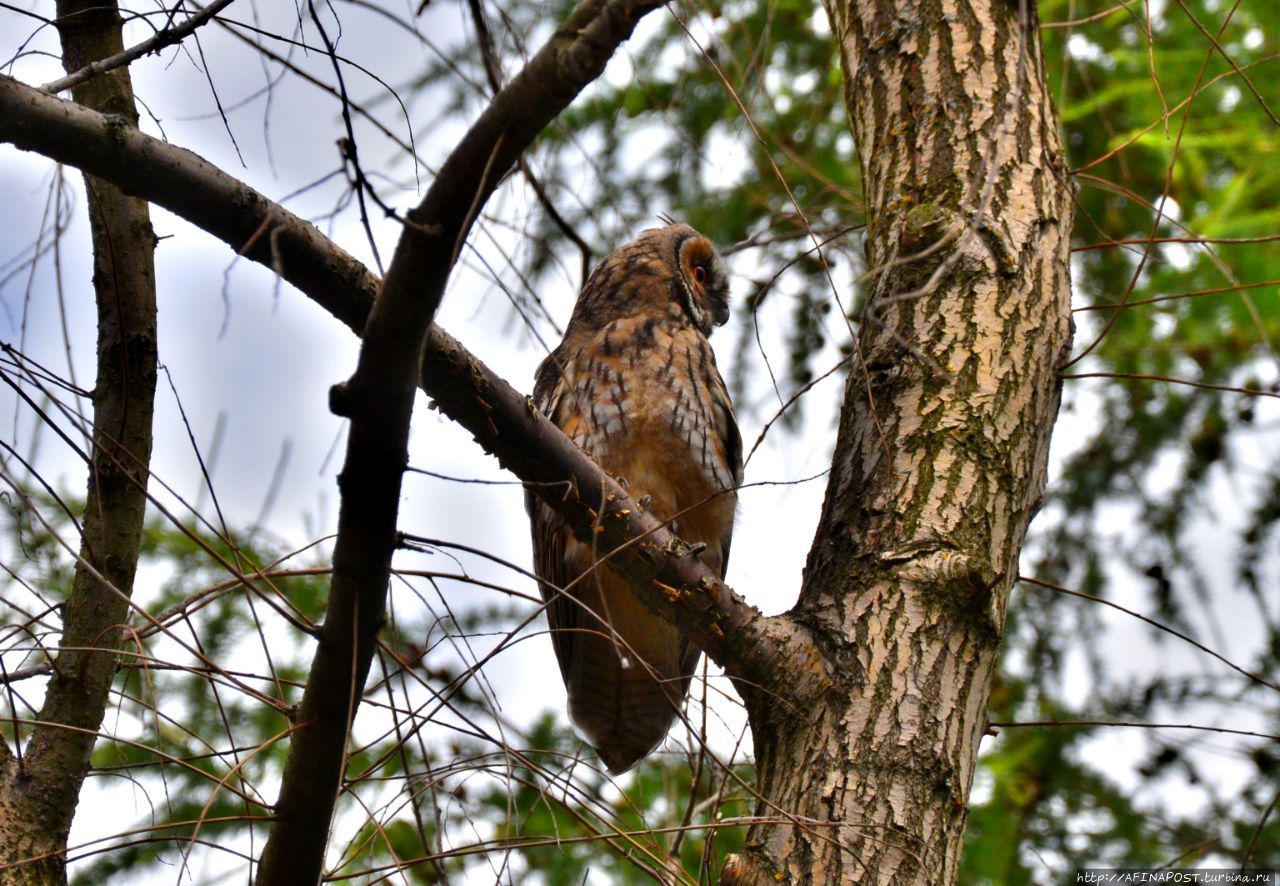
[
  {"x1": 595, "y1": 736, "x2": 649, "y2": 777},
  {"x1": 551, "y1": 565, "x2": 702, "y2": 774},
  {"x1": 565, "y1": 630, "x2": 699, "y2": 775}
]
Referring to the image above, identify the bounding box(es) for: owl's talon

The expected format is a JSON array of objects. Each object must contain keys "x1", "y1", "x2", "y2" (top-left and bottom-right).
[
  {"x1": 637, "y1": 494, "x2": 652, "y2": 512},
  {"x1": 658, "y1": 537, "x2": 703, "y2": 559},
  {"x1": 616, "y1": 475, "x2": 629, "y2": 490}
]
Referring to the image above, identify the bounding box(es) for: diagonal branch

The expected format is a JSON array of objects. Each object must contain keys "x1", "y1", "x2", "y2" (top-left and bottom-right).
[
  {"x1": 0, "y1": 72, "x2": 816, "y2": 691},
  {"x1": 0, "y1": 73, "x2": 377, "y2": 334},
  {"x1": 417, "y1": 328, "x2": 814, "y2": 696}
]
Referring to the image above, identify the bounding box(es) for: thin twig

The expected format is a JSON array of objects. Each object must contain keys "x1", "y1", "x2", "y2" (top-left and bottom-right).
[{"x1": 42, "y1": 0, "x2": 240, "y2": 94}]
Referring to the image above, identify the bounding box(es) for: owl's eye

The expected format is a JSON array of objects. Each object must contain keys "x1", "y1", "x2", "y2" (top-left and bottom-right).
[{"x1": 693, "y1": 264, "x2": 707, "y2": 285}]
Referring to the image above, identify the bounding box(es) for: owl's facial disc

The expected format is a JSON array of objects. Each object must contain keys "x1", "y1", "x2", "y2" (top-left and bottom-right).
[{"x1": 676, "y1": 235, "x2": 730, "y2": 334}]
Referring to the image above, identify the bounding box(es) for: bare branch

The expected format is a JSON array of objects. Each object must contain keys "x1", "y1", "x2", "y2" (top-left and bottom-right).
[
  {"x1": 1063, "y1": 372, "x2": 1280, "y2": 400},
  {"x1": 1020, "y1": 575, "x2": 1280, "y2": 695},
  {"x1": 418, "y1": 326, "x2": 809, "y2": 690},
  {"x1": 0, "y1": 74, "x2": 812, "y2": 685},
  {"x1": 0, "y1": 73, "x2": 377, "y2": 334},
  {"x1": 0, "y1": 43, "x2": 824, "y2": 797},
  {"x1": 41, "y1": 0, "x2": 240, "y2": 95}
]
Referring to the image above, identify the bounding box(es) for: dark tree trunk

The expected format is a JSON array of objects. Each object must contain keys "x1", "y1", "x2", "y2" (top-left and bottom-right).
[{"x1": 0, "y1": 2, "x2": 158, "y2": 882}]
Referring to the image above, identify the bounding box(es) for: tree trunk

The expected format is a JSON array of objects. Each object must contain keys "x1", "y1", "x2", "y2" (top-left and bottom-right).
[
  {"x1": 725, "y1": 0, "x2": 1072, "y2": 882},
  {"x1": 0, "y1": 3, "x2": 158, "y2": 881}
]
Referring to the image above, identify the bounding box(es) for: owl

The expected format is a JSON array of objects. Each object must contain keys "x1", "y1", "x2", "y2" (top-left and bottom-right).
[{"x1": 527, "y1": 223, "x2": 742, "y2": 775}]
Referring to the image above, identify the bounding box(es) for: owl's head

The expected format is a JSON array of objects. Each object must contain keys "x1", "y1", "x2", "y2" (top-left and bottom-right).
[
  {"x1": 663, "y1": 224, "x2": 731, "y2": 336},
  {"x1": 572, "y1": 224, "x2": 731, "y2": 338}
]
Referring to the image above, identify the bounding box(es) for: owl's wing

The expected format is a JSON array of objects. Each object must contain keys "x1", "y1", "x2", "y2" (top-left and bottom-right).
[
  {"x1": 529, "y1": 497, "x2": 580, "y2": 686},
  {"x1": 526, "y1": 352, "x2": 582, "y2": 685},
  {"x1": 710, "y1": 374, "x2": 743, "y2": 581}
]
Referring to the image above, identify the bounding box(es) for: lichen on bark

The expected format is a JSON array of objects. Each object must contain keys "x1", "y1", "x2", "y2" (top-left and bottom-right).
[{"x1": 725, "y1": 0, "x2": 1073, "y2": 882}]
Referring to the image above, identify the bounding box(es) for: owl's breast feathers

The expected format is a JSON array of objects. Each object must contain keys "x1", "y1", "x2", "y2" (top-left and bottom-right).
[{"x1": 541, "y1": 317, "x2": 739, "y2": 484}]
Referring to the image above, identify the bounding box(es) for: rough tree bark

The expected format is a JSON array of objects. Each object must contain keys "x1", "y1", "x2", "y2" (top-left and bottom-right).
[
  {"x1": 723, "y1": 0, "x2": 1073, "y2": 882},
  {"x1": 0, "y1": 2, "x2": 158, "y2": 883}
]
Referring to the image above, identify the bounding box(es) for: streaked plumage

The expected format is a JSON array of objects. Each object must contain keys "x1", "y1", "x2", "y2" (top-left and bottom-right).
[{"x1": 527, "y1": 224, "x2": 742, "y2": 774}]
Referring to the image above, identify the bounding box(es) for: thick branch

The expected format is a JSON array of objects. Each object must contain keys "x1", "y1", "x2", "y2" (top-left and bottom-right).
[
  {"x1": 418, "y1": 331, "x2": 811, "y2": 694},
  {"x1": 0, "y1": 73, "x2": 376, "y2": 334},
  {"x1": 0, "y1": 3, "x2": 158, "y2": 881},
  {"x1": 0, "y1": 39, "x2": 816, "y2": 743},
  {"x1": 1, "y1": 17, "x2": 815, "y2": 685}
]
